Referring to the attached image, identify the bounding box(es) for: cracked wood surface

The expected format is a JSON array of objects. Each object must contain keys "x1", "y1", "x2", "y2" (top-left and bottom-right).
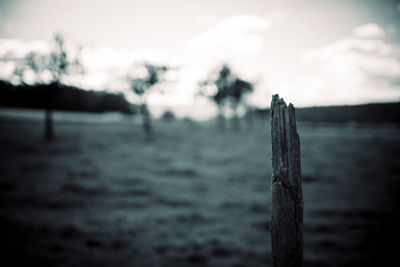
[{"x1": 270, "y1": 94, "x2": 303, "y2": 267}]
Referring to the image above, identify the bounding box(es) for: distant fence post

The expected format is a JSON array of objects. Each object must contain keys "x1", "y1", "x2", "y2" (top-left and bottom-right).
[{"x1": 270, "y1": 94, "x2": 303, "y2": 267}]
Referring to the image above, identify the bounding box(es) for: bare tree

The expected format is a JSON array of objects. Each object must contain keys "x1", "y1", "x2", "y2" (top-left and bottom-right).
[
  {"x1": 23, "y1": 33, "x2": 83, "y2": 140},
  {"x1": 228, "y1": 77, "x2": 253, "y2": 131},
  {"x1": 48, "y1": 33, "x2": 69, "y2": 84},
  {"x1": 128, "y1": 63, "x2": 169, "y2": 137},
  {"x1": 198, "y1": 65, "x2": 231, "y2": 130},
  {"x1": 25, "y1": 52, "x2": 47, "y2": 82},
  {"x1": 199, "y1": 64, "x2": 253, "y2": 131},
  {"x1": 43, "y1": 33, "x2": 68, "y2": 140},
  {"x1": 12, "y1": 62, "x2": 26, "y2": 85}
]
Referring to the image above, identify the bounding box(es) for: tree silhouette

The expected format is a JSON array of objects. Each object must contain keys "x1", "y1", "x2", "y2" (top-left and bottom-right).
[
  {"x1": 23, "y1": 33, "x2": 83, "y2": 140},
  {"x1": 228, "y1": 77, "x2": 253, "y2": 130},
  {"x1": 12, "y1": 62, "x2": 26, "y2": 85},
  {"x1": 129, "y1": 63, "x2": 169, "y2": 137},
  {"x1": 199, "y1": 64, "x2": 253, "y2": 130},
  {"x1": 198, "y1": 65, "x2": 231, "y2": 130}
]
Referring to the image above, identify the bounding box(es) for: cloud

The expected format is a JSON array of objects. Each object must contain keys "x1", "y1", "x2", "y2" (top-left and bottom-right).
[
  {"x1": 82, "y1": 46, "x2": 168, "y2": 73},
  {"x1": 186, "y1": 15, "x2": 270, "y2": 54},
  {"x1": 175, "y1": 14, "x2": 272, "y2": 112},
  {"x1": 80, "y1": 46, "x2": 170, "y2": 88},
  {"x1": 0, "y1": 38, "x2": 51, "y2": 82},
  {"x1": 295, "y1": 23, "x2": 400, "y2": 105},
  {"x1": 353, "y1": 23, "x2": 386, "y2": 39},
  {"x1": 0, "y1": 38, "x2": 169, "y2": 91},
  {"x1": 0, "y1": 38, "x2": 50, "y2": 59},
  {"x1": 0, "y1": 13, "x2": 275, "y2": 117}
]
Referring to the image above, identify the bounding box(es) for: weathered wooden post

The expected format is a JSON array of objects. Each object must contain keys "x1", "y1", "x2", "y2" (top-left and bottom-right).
[{"x1": 270, "y1": 94, "x2": 303, "y2": 267}]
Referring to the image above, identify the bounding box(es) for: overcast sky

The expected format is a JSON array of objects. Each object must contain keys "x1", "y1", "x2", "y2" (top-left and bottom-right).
[{"x1": 1, "y1": 0, "x2": 400, "y2": 119}]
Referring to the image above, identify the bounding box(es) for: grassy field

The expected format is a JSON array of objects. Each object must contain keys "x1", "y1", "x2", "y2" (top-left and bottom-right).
[{"x1": 0, "y1": 109, "x2": 399, "y2": 267}]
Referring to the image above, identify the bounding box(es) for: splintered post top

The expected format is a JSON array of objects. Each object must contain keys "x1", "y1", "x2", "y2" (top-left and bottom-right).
[{"x1": 270, "y1": 94, "x2": 300, "y2": 187}]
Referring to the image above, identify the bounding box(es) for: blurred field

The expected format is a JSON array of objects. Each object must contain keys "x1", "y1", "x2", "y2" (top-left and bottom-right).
[{"x1": 0, "y1": 108, "x2": 399, "y2": 267}]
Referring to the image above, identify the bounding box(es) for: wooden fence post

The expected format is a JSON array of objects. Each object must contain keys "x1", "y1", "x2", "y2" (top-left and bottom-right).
[{"x1": 270, "y1": 94, "x2": 303, "y2": 267}]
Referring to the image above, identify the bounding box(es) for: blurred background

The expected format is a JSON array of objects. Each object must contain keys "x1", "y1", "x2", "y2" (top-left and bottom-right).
[{"x1": 0, "y1": 0, "x2": 399, "y2": 266}]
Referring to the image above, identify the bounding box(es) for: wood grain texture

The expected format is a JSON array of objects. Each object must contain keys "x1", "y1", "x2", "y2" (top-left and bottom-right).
[{"x1": 270, "y1": 94, "x2": 303, "y2": 267}]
